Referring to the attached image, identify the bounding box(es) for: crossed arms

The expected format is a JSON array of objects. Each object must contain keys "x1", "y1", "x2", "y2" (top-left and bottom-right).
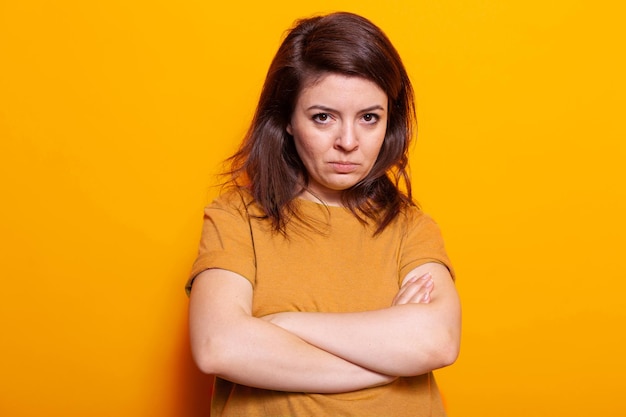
[{"x1": 188, "y1": 262, "x2": 461, "y2": 394}]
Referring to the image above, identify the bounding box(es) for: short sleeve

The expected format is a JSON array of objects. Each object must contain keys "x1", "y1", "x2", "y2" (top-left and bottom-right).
[
  {"x1": 398, "y1": 208, "x2": 454, "y2": 283},
  {"x1": 185, "y1": 191, "x2": 257, "y2": 295}
]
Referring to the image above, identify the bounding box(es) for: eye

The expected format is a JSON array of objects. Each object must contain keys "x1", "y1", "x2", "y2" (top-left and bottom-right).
[
  {"x1": 312, "y1": 113, "x2": 332, "y2": 124},
  {"x1": 361, "y1": 113, "x2": 380, "y2": 124}
]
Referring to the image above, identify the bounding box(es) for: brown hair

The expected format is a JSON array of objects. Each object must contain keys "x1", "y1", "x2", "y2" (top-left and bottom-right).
[{"x1": 226, "y1": 12, "x2": 416, "y2": 234}]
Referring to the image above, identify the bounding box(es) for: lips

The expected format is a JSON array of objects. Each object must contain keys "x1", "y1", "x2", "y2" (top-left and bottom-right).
[{"x1": 329, "y1": 161, "x2": 359, "y2": 174}]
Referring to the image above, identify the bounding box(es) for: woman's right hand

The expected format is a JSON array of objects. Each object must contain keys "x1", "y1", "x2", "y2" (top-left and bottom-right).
[{"x1": 392, "y1": 272, "x2": 434, "y2": 306}]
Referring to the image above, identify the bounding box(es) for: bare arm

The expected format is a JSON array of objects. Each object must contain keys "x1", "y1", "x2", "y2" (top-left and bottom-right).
[
  {"x1": 262, "y1": 262, "x2": 461, "y2": 377},
  {"x1": 188, "y1": 268, "x2": 397, "y2": 393}
]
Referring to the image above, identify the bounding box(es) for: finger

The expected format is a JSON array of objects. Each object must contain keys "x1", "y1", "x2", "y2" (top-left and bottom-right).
[
  {"x1": 394, "y1": 277, "x2": 419, "y2": 304},
  {"x1": 400, "y1": 272, "x2": 431, "y2": 288},
  {"x1": 393, "y1": 274, "x2": 433, "y2": 305},
  {"x1": 393, "y1": 284, "x2": 422, "y2": 305},
  {"x1": 396, "y1": 273, "x2": 430, "y2": 300},
  {"x1": 403, "y1": 278, "x2": 433, "y2": 304}
]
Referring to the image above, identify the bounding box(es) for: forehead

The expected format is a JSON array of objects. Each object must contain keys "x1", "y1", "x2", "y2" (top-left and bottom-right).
[{"x1": 296, "y1": 73, "x2": 388, "y2": 108}]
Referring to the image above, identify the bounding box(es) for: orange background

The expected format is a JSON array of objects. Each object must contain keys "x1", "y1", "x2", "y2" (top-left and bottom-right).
[{"x1": 1, "y1": 1, "x2": 624, "y2": 416}]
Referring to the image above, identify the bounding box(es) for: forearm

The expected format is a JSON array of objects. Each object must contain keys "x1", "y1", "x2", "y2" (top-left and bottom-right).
[
  {"x1": 197, "y1": 314, "x2": 396, "y2": 393},
  {"x1": 189, "y1": 269, "x2": 395, "y2": 393},
  {"x1": 263, "y1": 264, "x2": 461, "y2": 377},
  {"x1": 265, "y1": 304, "x2": 458, "y2": 376}
]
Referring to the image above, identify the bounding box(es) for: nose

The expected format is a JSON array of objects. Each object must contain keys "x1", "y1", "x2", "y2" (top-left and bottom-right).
[{"x1": 334, "y1": 122, "x2": 359, "y2": 152}]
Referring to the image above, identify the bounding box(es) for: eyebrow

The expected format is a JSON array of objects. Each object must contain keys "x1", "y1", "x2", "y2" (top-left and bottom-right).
[{"x1": 306, "y1": 104, "x2": 386, "y2": 113}]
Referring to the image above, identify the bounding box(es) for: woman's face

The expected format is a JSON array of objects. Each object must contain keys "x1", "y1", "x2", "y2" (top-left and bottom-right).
[{"x1": 287, "y1": 73, "x2": 388, "y2": 206}]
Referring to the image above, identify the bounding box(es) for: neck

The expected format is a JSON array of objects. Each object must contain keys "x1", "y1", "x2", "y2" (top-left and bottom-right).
[{"x1": 298, "y1": 189, "x2": 343, "y2": 207}]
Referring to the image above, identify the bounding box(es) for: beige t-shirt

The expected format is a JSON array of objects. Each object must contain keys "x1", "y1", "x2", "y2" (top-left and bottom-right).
[{"x1": 188, "y1": 189, "x2": 454, "y2": 417}]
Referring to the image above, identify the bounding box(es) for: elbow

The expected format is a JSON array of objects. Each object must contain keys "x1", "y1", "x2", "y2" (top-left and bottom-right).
[
  {"x1": 193, "y1": 350, "x2": 217, "y2": 375},
  {"x1": 400, "y1": 329, "x2": 461, "y2": 376},
  {"x1": 191, "y1": 345, "x2": 216, "y2": 375},
  {"x1": 189, "y1": 314, "x2": 255, "y2": 375},
  {"x1": 429, "y1": 328, "x2": 461, "y2": 370},
  {"x1": 435, "y1": 334, "x2": 460, "y2": 368},
  {"x1": 191, "y1": 337, "x2": 228, "y2": 375},
  {"x1": 425, "y1": 307, "x2": 462, "y2": 371}
]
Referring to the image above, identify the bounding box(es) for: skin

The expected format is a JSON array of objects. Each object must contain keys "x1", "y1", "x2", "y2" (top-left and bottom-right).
[
  {"x1": 188, "y1": 72, "x2": 461, "y2": 393},
  {"x1": 189, "y1": 265, "x2": 456, "y2": 392},
  {"x1": 287, "y1": 73, "x2": 388, "y2": 205},
  {"x1": 261, "y1": 263, "x2": 460, "y2": 377}
]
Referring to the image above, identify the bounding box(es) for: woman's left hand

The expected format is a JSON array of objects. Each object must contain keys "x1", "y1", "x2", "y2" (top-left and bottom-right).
[
  {"x1": 255, "y1": 263, "x2": 460, "y2": 377},
  {"x1": 392, "y1": 272, "x2": 434, "y2": 306}
]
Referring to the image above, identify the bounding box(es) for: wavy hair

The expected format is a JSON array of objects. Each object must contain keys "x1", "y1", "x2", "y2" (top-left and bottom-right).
[{"x1": 226, "y1": 12, "x2": 416, "y2": 234}]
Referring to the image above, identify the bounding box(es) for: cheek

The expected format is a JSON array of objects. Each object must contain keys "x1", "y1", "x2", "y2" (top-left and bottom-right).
[
  {"x1": 293, "y1": 136, "x2": 316, "y2": 164},
  {"x1": 293, "y1": 130, "x2": 324, "y2": 161},
  {"x1": 368, "y1": 133, "x2": 387, "y2": 158}
]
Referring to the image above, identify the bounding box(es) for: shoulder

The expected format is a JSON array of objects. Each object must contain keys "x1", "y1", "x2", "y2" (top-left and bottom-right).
[
  {"x1": 211, "y1": 187, "x2": 252, "y2": 208},
  {"x1": 206, "y1": 187, "x2": 259, "y2": 217},
  {"x1": 396, "y1": 205, "x2": 454, "y2": 280},
  {"x1": 397, "y1": 205, "x2": 447, "y2": 249},
  {"x1": 397, "y1": 204, "x2": 437, "y2": 229}
]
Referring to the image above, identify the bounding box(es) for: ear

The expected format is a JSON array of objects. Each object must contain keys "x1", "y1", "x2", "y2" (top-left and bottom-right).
[{"x1": 286, "y1": 123, "x2": 293, "y2": 136}]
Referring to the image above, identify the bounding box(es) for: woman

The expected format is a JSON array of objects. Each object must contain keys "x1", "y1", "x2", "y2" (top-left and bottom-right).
[{"x1": 187, "y1": 11, "x2": 461, "y2": 417}]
